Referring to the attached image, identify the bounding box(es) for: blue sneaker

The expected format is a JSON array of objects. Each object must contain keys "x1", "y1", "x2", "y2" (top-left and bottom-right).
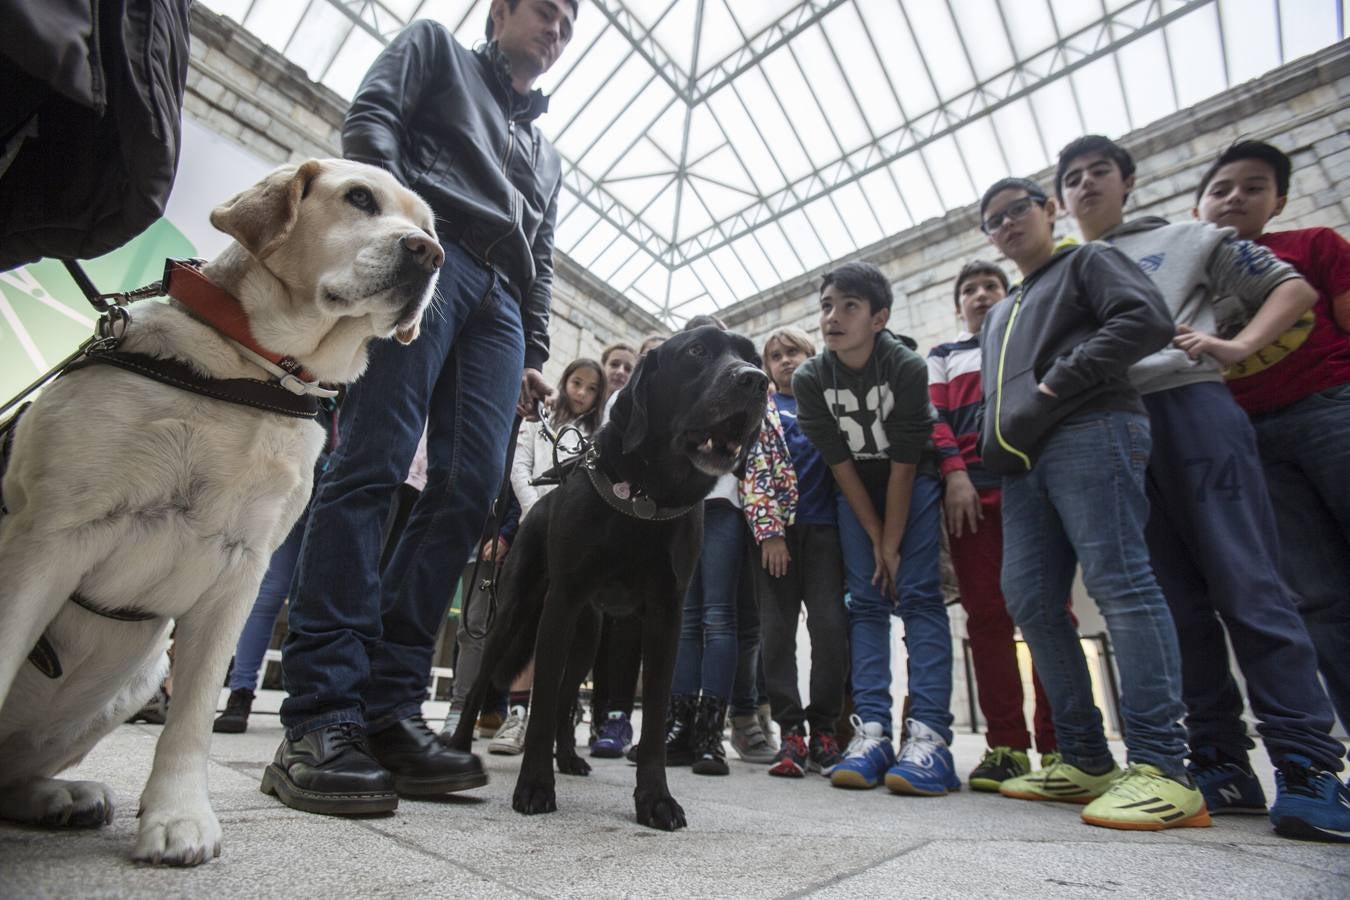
[
  {"x1": 1269, "y1": 754, "x2": 1350, "y2": 843},
  {"x1": 885, "y1": 718, "x2": 961, "y2": 796},
  {"x1": 1187, "y1": 747, "x2": 1266, "y2": 815},
  {"x1": 829, "y1": 716, "x2": 894, "y2": 790},
  {"x1": 589, "y1": 711, "x2": 633, "y2": 759}
]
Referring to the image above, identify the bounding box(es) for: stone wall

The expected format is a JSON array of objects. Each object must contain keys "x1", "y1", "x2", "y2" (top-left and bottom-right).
[
  {"x1": 723, "y1": 41, "x2": 1350, "y2": 359},
  {"x1": 183, "y1": 6, "x2": 665, "y2": 386}
]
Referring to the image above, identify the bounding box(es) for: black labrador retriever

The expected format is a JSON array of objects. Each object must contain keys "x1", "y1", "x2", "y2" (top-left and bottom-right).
[{"x1": 446, "y1": 325, "x2": 767, "y2": 830}]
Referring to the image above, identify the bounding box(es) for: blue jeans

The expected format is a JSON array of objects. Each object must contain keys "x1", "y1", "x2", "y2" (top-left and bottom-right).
[
  {"x1": 1249, "y1": 383, "x2": 1350, "y2": 733},
  {"x1": 837, "y1": 473, "x2": 952, "y2": 743},
  {"x1": 1001, "y1": 409, "x2": 1188, "y2": 779},
  {"x1": 228, "y1": 511, "x2": 306, "y2": 691},
  {"x1": 1143, "y1": 383, "x2": 1342, "y2": 771},
  {"x1": 280, "y1": 244, "x2": 525, "y2": 738},
  {"x1": 673, "y1": 503, "x2": 746, "y2": 701}
]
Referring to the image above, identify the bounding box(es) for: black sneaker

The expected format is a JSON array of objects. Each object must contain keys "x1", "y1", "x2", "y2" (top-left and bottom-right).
[
  {"x1": 968, "y1": 746, "x2": 1031, "y2": 792},
  {"x1": 807, "y1": 732, "x2": 845, "y2": 776},
  {"x1": 1187, "y1": 746, "x2": 1267, "y2": 815},
  {"x1": 213, "y1": 688, "x2": 254, "y2": 734},
  {"x1": 261, "y1": 723, "x2": 398, "y2": 815},
  {"x1": 127, "y1": 686, "x2": 169, "y2": 725}
]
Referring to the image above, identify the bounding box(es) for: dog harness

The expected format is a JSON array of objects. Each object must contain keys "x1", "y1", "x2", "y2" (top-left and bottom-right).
[
  {"x1": 57, "y1": 260, "x2": 332, "y2": 419},
  {"x1": 26, "y1": 595, "x2": 160, "y2": 680}
]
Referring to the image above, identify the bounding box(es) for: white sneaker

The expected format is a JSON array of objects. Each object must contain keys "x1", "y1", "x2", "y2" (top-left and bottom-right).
[{"x1": 489, "y1": 705, "x2": 528, "y2": 755}]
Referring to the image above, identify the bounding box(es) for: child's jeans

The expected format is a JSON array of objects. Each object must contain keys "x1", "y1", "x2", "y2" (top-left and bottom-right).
[
  {"x1": 1001, "y1": 409, "x2": 1188, "y2": 780},
  {"x1": 836, "y1": 473, "x2": 953, "y2": 743}
]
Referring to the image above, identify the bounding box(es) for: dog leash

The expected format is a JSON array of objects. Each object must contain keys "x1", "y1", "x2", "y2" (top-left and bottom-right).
[
  {"x1": 0, "y1": 260, "x2": 333, "y2": 420},
  {"x1": 459, "y1": 410, "x2": 524, "y2": 641}
]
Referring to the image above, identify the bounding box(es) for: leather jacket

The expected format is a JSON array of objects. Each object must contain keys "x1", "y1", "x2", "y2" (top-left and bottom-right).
[
  {"x1": 0, "y1": 0, "x2": 191, "y2": 270},
  {"x1": 342, "y1": 20, "x2": 562, "y2": 371}
]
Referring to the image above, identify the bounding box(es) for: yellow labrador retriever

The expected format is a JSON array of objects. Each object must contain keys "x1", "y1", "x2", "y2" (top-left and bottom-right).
[{"x1": 0, "y1": 159, "x2": 441, "y2": 865}]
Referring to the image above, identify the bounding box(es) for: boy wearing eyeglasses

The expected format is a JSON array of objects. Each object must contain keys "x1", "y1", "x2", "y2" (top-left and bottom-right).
[
  {"x1": 1058, "y1": 135, "x2": 1347, "y2": 844},
  {"x1": 976, "y1": 177, "x2": 1206, "y2": 831}
]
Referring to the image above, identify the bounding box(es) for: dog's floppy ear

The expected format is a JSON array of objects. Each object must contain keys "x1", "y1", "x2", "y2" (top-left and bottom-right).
[
  {"x1": 729, "y1": 332, "x2": 762, "y2": 370},
  {"x1": 210, "y1": 160, "x2": 323, "y2": 260},
  {"x1": 612, "y1": 349, "x2": 659, "y2": 455}
]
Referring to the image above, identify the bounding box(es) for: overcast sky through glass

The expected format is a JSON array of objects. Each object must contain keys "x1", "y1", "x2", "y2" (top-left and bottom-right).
[{"x1": 199, "y1": 0, "x2": 1344, "y2": 325}]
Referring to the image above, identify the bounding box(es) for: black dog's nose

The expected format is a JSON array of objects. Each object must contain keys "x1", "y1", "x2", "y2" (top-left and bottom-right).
[{"x1": 733, "y1": 364, "x2": 769, "y2": 395}]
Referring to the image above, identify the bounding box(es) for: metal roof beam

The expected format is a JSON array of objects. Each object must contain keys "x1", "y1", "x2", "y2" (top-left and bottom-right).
[
  {"x1": 586, "y1": 0, "x2": 694, "y2": 104},
  {"x1": 692, "y1": 0, "x2": 849, "y2": 103},
  {"x1": 673, "y1": 0, "x2": 1213, "y2": 263}
]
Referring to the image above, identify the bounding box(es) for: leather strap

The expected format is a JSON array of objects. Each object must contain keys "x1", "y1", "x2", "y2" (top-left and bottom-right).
[
  {"x1": 582, "y1": 451, "x2": 698, "y2": 522},
  {"x1": 64, "y1": 349, "x2": 319, "y2": 418},
  {"x1": 162, "y1": 260, "x2": 323, "y2": 387}
]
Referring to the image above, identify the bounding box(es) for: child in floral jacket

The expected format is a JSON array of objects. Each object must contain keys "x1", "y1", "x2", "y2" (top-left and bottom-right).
[{"x1": 741, "y1": 326, "x2": 849, "y2": 779}]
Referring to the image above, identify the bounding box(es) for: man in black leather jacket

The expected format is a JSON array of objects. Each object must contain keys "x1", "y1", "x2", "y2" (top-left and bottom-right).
[{"x1": 265, "y1": 0, "x2": 578, "y2": 817}]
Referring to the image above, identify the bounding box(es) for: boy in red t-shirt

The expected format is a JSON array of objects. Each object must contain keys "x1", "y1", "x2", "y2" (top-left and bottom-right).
[{"x1": 1193, "y1": 139, "x2": 1350, "y2": 748}]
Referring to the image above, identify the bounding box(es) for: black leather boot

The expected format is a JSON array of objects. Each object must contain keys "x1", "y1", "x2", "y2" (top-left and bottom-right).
[
  {"x1": 662, "y1": 694, "x2": 698, "y2": 766},
  {"x1": 260, "y1": 723, "x2": 398, "y2": 815},
  {"x1": 691, "y1": 694, "x2": 729, "y2": 776},
  {"x1": 213, "y1": 688, "x2": 254, "y2": 734},
  {"x1": 368, "y1": 714, "x2": 488, "y2": 797}
]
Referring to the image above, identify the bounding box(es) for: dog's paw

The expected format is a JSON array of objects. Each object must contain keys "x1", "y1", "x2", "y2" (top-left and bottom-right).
[
  {"x1": 511, "y1": 780, "x2": 558, "y2": 816},
  {"x1": 556, "y1": 752, "x2": 591, "y2": 777},
  {"x1": 635, "y1": 792, "x2": 686, "y2": 832},
  {"x1": 132, "y1": 799, "x2": 222, "y2": 866},
  {"x1": 0, "y1": 779, "x2": 116, "y2": 828}
]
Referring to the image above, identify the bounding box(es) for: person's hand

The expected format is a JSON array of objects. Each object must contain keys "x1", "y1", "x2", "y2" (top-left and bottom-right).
[
  {"x1": 1173, "y1": 323, "x2": 1249, "y2": 366},
  {"x1": 943, "y1": 471, "x2": 982, "y2": 539},
  {"x1": 872, "y1": 540, "x2": 898, "y2": 601},
  {"x1": 761, "y1": 536, "x2": 790, "y2": 578},
  {"x1": 481, "y1": 536, "x2": 508, "y2": 560},
  {"x1": 518, "y1": 368, "x2": 554, "y2": 420},
  {"x1": 1037, "y1": 382, "x2": 1058, "y2": 397}
]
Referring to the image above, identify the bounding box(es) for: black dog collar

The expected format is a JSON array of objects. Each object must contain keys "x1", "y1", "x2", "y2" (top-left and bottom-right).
[{"x1": 582, "y1": 449, "x2": 698, "y2": 522}]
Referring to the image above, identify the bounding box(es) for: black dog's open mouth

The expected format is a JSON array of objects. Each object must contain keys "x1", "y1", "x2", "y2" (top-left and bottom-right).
[{"x1": 684, "y1": 411, "x2": 750, "y2": 473}]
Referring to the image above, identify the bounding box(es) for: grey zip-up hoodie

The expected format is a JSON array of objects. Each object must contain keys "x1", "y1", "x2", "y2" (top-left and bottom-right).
[
  {"x1": 978, "y1": 241, "x2": 1173, "y2": 475},
  {"x1": 1102, "y1": 217, "x2": 1302, "y2": 395}
]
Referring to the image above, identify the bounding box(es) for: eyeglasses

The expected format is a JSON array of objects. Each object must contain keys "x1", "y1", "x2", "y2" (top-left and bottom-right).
[{"x1": 981, "y1": 196, "x2": 1047, "y2": 234}]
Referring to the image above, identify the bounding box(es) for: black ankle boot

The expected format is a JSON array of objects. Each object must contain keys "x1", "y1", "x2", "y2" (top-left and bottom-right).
[
  {"x1": 691, "y1": 694, "x2": 729, "y2": 776},
  {"x1": 662, "y1": 694, "x2": 698, "y2": 766},
  {"x1": 213, "y1": 689, "x2": 255, "y2": 734}
]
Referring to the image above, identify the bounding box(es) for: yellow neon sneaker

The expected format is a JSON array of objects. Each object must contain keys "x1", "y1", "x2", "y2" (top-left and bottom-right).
[
  {"x1": 1081, "y1": 763, "x2": 1212, "y2": 831},
  {"x1": 999, "y1": 756, "x2": 1120, "y2": 804}
]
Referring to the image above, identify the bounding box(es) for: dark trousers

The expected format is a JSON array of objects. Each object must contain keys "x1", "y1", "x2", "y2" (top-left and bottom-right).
[
  {"x1": 757, "y1": 522, "x2": 848, "y2": 736},
  {"x1": 1144, "y1": 382, "x2": 1343, "y2": 771},
  {"x1": 731, "y1": 529, "x2": 763, "y2": 717},
  {"x1": 949, "y1": 487, "x2": 1057, "y2": 753},
  {"x1": 1249, "y1": 383, "x2": 1350, "y2": 733},
  {"x1": 279, "y1": 245, "x2": 524, "y2": 738},
  {"x1": 590, "y1": 613, "x2": 642, "y2": 717}
]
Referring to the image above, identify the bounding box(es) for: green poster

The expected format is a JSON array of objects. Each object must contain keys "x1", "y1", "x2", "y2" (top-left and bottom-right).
[{"x1": 1, "y1": 219, "x2": 196, "y2": 405}]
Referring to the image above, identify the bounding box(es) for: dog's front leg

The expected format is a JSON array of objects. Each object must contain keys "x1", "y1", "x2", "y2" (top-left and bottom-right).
[
  {"x1": 512, "y1": 597, "x2": 581, "y2": 816},
  {"x1": 553, "y1": 604, "x2": 600, "y2": 777},
  {"x1": 132, "y1": 588, "x2": 251, "y2": 865},
  {"x1": 0, "y1": 521, "x2": 90, "y2": 719},
  {"x1": 633, "y1": 596, "x2": 686, "y2": 832}
]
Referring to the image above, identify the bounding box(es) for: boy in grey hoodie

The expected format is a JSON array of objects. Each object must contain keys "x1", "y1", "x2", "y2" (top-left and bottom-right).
[
  {"x1": 976, "y1": 176, "x2": 1205, "y2": 832},
  {"x1": 1058, "y1": 135, "x2": 1347, "y2": 844}
]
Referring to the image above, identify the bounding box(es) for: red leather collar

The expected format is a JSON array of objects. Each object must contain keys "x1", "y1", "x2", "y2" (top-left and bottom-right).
[{"x1": 162, "y1": 259, "x2": 321, "y2": 386}]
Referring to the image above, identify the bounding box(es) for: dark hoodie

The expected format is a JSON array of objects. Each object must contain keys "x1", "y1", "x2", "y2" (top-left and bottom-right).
[
  {"x1": 978, "y1": 242, "x2": 1173, "y2": 475},
  {"x1": 792, "y1": 329, "x2": 937, "y2": 490}
]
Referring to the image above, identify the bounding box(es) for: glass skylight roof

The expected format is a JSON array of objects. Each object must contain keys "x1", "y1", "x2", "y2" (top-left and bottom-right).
[{"x1": 199, "y1": 0, "x2": 1344, "y2": 325}]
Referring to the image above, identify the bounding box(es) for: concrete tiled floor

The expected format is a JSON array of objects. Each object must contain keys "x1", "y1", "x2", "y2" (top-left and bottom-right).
[{"x1": 2, "y1": 692, "x2": 1346, "y2": 898}]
